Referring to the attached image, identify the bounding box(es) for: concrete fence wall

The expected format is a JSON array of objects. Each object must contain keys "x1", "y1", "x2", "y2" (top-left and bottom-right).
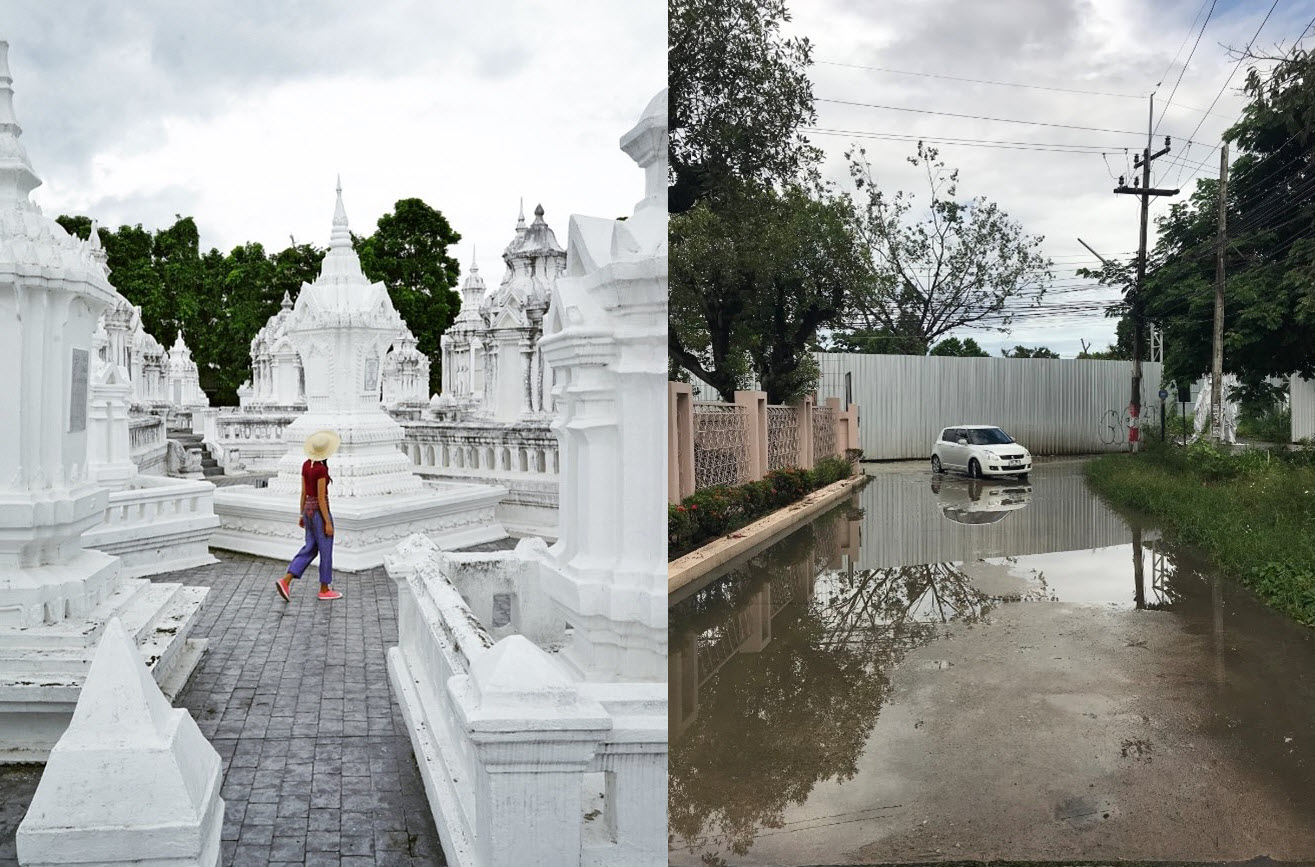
[{"x1": 814, "y1": 352, "x2": 1165, "y2": 460}]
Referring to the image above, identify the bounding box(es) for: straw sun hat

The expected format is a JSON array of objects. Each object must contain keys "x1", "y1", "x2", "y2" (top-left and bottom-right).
[{"x1": 303, "y1": 429, "x2": 341, "y2": 461}]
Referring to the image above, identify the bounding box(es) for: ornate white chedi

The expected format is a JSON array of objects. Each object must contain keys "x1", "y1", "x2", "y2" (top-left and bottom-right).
[
  {"x1": 0, "y1": 40, "x2": 208, "y2": 759},
  {"x1": 381, "y1": 327, "x2": 430, "y2": 410},
  {"x1": 211, "y1": 181, "x2": 508, "y2": 570},
  {"x1": 165, "y1": 330, "x2": 209, "y2": 408},
  {"x1": 476, "y1": 202, "x2": 564, "y2": 421},
  {"x1": 242, "y1": 290, "x2": 306, "y2": 409},
  {"x1": 385, "y1": 89, "x2": 667, "y2": 867},
  {"x1": 435, "y1": 254, "x2": 487, "y2": 412}
]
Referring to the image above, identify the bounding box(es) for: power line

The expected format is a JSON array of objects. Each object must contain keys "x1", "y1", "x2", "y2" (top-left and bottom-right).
[
  {"x1": 809, "y1": 127, "x2": 1131, "y2": 154},
  {"x1": 1156, "y1": 0, "x2": 1219, "y2": 134},
  {"x1": 1157, "y1": 0, "x2": 1214, "y2": 87},
  {"x1": 814, "y1": 60, "x2": 1146, "y2": 100},
  {"x1": 1171, "y1": 0, "x2": 1289, "y2": 187},
  {"x1": 815, "y1": 97, "x2": 1179, "y2": 138}
]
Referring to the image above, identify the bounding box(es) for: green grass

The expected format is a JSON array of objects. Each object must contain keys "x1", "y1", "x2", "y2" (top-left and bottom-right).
[{"x1": 1084, "y1": 439, "x2": 1315, "y2": 625}]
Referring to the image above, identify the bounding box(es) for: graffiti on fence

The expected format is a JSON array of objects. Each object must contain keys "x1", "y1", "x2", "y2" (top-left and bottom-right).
[{"x1": 1098, "y1": 404, "x2": 1163, "y2": 445}]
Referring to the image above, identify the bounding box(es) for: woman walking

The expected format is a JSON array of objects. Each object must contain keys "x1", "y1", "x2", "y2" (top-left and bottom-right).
[{"x1": 275, "y1": 429, "x2": 343, "y2": 601}]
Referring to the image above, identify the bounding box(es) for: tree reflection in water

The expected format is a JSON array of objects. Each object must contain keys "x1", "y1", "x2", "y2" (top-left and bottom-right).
[{"x1": 669, "y1": 508, "x2": 1020, "y2": 865}]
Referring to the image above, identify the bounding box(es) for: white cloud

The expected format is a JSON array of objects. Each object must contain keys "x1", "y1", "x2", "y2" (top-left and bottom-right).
[
  {"x1": 785, "y1": 0, "x2": 1308, "y2": 357},
  {"x1": 3, "y1": 0, "x2": 665, "y2": 281}
]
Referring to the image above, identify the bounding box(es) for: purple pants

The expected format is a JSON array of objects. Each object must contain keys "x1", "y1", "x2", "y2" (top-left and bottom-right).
[{"x1": 288, "y1": 510, "x2": 333, "y2": 586}]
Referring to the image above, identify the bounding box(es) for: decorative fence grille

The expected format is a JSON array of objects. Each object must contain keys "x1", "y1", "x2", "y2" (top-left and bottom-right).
[
  {"x1": 813, "y1": 406, "x2": 838, "y2": 461},
  {"x1": 692, "y1": 403, "x2": 750, "y2": 490},
  {"x1": 767, "y1": 405, "x2": 798, "y2": 471}
]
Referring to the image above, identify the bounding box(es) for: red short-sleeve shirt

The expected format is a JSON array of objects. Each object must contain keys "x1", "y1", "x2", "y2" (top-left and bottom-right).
[{"x1": 302, "y1": 460, "x2": 330, "y2": 496}]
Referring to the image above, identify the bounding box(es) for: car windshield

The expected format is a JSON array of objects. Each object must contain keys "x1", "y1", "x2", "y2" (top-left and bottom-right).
[{"x1": 967, "y1": 428, "x2": 1013, "y2": 445}]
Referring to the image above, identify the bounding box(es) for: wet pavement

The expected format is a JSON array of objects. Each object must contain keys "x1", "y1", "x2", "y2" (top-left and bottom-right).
[{"x1": 669, "y1": 459, "x2": 1315, "y2": 864}]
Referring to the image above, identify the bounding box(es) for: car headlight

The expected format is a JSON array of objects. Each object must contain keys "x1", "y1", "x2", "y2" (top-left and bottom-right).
[{"x1": 984, "y1": 450, "x2": 998, "y2": 460}]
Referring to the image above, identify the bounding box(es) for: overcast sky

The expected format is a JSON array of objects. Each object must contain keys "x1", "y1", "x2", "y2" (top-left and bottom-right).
[
  {"x1": 788, "y1": 0, "x2": 1314, "y2": 357},
  {"x1": 0, "y1": 1, "x2": 664, "y2": 289}
]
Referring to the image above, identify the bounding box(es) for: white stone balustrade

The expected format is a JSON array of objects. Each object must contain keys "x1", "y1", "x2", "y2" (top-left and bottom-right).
[
  {"x1": 385, "y1": 89, "x2": 668, "y2": 867},
  {"x1": 82, "y1": 475, "x2": 220, "y2": 579},
  {"x1": 128, "y1": 414, "x2": 167, "y2": 475},
  {"x1": 402, "y1": 420, "x2": 559, "y2": 539}
]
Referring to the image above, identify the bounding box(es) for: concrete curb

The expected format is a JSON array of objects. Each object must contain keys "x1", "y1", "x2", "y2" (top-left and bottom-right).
[{"x1": 668, "y1": 474, "x2": 868, "y2": 600}]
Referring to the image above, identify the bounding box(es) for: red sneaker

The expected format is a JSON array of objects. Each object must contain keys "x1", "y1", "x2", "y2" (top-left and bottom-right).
[
  {"x1": 275, "y1": 578, "x2": 291, "y2": 602},
  {"x1": 317, "y1": 589, "x2": 342, "y2": 600}
]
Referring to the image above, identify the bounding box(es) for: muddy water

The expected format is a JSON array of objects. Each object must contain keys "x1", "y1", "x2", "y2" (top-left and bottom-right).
[{"x1": 668, "y1": 461, "x2": 1315, "y2": 865}]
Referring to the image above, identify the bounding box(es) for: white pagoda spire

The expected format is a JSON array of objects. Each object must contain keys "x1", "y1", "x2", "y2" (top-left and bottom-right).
[
  {"x1": 0, "y1": 41, "x2": 42, "y2": 208},
  {"x1": 330, "y1": 174, "x2": 350, "y2": 248}
]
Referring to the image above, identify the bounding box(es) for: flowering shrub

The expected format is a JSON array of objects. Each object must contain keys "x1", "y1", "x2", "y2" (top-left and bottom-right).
[{"x1": 669, "y1": 455, "x2": 857, "y2": 559}]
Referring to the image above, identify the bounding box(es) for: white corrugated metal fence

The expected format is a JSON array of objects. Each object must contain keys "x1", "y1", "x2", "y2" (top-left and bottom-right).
[{"x1": 814, "y1": 352, "x2": 1165, "y2": 459}]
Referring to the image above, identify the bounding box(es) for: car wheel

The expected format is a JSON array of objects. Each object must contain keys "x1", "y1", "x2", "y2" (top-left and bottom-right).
[
  {"x1": 968, "y1": 458, "x2": 981, "y2": 479},
  {"x1": 931, "y1": 455, "x2": 942, "y2": 474}
]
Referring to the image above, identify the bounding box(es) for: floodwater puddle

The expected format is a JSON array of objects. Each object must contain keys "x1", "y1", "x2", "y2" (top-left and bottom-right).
[{"x1": 669, "y1": 462, "x2": 1315, "y2": 865}]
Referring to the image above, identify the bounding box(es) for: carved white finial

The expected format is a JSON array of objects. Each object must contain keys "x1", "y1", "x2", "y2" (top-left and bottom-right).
[
  {"x1": 280, "y1": 289, "x2": 293, "y2": 309},
  {"x1": 0, "y1": 40, "x2": 43, "y2": 206},
  {"x1": 516, "y1": 197, "x2": 526, "y2": 231},
  {"x1": 330, "y1": 177, "x2": 350, "y2": 248},
  {"x1": 471, "y1": 245, "x2": 478, "y2": 273}
]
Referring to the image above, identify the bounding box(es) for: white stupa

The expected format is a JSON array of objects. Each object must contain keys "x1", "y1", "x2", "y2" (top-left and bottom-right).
[
  {"x1": 211, "y1": 181, "x2": 507, "y2": 569},
  {"x1": 0, "y1": 40, "x2": 208, "y2": 759}
]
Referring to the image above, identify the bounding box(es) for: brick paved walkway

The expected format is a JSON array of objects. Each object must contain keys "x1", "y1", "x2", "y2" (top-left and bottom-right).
[{"x1": 0, "y1": 545, "x2": 514, "y2": 866}]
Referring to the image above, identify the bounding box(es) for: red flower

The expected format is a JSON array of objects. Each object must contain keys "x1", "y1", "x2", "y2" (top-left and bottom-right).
[{"x1": 690, "y1": 504, "x2": 697, "y2": 510}]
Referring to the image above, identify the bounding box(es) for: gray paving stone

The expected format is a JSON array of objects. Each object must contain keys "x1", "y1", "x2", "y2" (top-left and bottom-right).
[{"x1": 0, "y1": 550, "x2": 452, "y2": 865}]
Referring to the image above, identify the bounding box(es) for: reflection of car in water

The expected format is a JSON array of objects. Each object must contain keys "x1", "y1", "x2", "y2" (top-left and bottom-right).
[{"x1": 931, "y1": 475, "x2": 1033, "y2": 525}]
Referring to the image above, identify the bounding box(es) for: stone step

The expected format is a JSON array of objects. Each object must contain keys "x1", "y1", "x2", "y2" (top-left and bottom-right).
[
  {"x1": 201, "y1": 466, "x2": 224, "y2": 477},
  {"x1": 200, "y1": 457, "x2": 218, "y2": 467},
  {"x1": 137, "y1": 585, "x2": 208, "y2": 684}
]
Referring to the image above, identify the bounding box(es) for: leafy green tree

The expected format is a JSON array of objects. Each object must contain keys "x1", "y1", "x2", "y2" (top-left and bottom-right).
[
  {"x1": 837, "y1": 142, "x2": 1053, "y2": 351},
  {"x1": 354, "y1": 198, "x2": 462, "y2": 396},
  {"x1": 1001, "y1": 345, "x2": 1059, "y2": 359},
  {"x1": 929, "y1": 336, "x2": 989, "y2": 357},
  {"x1": 668, "y1": 0, "x2": 820, "y2": 213},
  {"x1": 1132, "y1": 44, "x2": 1315, "y2": 400},
  {"x1": 670, "y1": 182, "x2": 870, "y2": 403}
]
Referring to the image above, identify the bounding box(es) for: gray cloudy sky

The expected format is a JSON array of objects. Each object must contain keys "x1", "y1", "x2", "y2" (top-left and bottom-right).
[
  {"x1": 0, "y1": 1, "x2": 664, "y2": 283},
  {"x1": 788, "y1": 0, "x2": 1314, "y2": 357}
]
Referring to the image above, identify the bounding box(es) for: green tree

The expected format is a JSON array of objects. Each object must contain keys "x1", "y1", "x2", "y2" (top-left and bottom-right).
[
  {"x1": 929, "y1": 336, "x2": 989, "y2": 357},
  {"x1": 1001, "y1": 345, "x2": 1059, "y2": 359},
  {"x1": 354, "y1": 198, "x2": 462, "y2": 396},
  {"x1": 837, "y1": 142, "x2": 1053, "y2": 351},
  {"x1": 670, "y1": 182, "x2": 870, "y2": 403},
  {"x1": 1132, "y1": 43, "x2": 1315, "y2": 400},
  {"x1": 668, "y1": 0, "x2": 820, "y2": 213}
]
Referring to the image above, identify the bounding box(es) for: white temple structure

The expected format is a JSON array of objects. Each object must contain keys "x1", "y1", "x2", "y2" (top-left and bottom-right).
[
  {"x1": 240, "y1": 290, "x2": 306, "y2": 410},
  {"x1": 211, "y1": 181, "x2": 507, "y2": 570},
  {"x1": 385, "y1": 89, "x2": 667, "y2": 867},
  {"x1": 381, "y1": 326, "x2": 430, "y2": 413},
  {"x1": 476, "y1": 202, "x2": 563, "y2": 421},
  {"x1": 435, "y1": 255, "x2": 487, "y2": 412},
  {"x1": 165, "y1": 330, "x2": 209, "y2": 410},
  {"x1": 0, "y1": 39, "x2": 208, "y2": 759}
]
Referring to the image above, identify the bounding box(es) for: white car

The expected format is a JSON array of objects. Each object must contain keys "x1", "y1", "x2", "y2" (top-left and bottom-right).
[{"x1": 931, "y1": 425, "x2": 1032, "y2": 480}]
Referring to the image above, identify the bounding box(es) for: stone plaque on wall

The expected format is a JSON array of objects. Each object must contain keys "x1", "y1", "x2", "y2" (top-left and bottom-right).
[
  {"x1": 364, "y1": 356, "x2": 380, "y2": 392},
  {"x1": 69, "y1": 348, "x2": 88, "y2": 432}
]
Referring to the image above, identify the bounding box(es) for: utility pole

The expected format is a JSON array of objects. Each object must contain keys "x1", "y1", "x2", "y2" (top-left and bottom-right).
[
  {"x1": 1211, "y1": 141, "x2": 1229, "y2": 442},
  {"x1": 1114, "y1": 94, "x2": 1179, "y2": 452}
]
